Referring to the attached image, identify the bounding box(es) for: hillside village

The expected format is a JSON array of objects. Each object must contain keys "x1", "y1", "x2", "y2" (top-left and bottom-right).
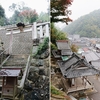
[{"x1": 51, "y1": 34, "x2": 100, "y2": 100}]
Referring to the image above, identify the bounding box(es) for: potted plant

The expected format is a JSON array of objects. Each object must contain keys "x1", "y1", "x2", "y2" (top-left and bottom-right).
[{"x1": 16, "y1": 22, "x2": 25, "y2": 32}]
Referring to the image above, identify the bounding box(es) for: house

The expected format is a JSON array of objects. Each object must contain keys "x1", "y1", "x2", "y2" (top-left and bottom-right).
[
  {"x1": 57, "y1": 53, "x2": 100, "y2": 93},
  {"x1": 82, "y1": 51, "x2": 100, "y2": 70},
  {"x1": 82, "y1": 51, "x2": 99, "y2": 63},
  {"x1": 0, "y1": 67, "x2": 23, "y2": 100},
  {"x1": 52, "y1": 40, "x2": 72, "y2": 61},
  {"x1": 95, "y1": 44, "x2": 100, "y2": 53}
]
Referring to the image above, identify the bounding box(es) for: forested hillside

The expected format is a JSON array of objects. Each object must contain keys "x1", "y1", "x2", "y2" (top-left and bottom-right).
[{"x1": 62, "y1": 9, "x2": 100, "y2": 38}]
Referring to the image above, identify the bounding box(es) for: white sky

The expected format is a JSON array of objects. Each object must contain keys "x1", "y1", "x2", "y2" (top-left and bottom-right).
[
  {"x1": 1, "y1": 0, "x2": 100, "y2": 27},
  {"x1": 56, "y1": 0, "x2": 100, "y2": 28},
  {"x1": 70, "y1": 0, "x2": 100, "y2": 21},
  {"x1": 0, "y1": 0, "x2": 49, "y2": 18}
]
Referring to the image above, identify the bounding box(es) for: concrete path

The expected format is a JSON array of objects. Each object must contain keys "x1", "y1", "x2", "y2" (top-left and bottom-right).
[{"x1": 88, "y1": 76, "x2": 100, "y2": 100}]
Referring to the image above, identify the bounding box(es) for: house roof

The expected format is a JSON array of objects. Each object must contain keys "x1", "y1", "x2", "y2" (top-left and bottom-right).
[
  {"x1": 57, "y1": 53, "x2": 100, "y2": 78},
  {"x1": 91, "y1": 60, "x2": 100, "y2": 70},
  {"x1": 52, "y1": 49, "x2": 72, "y2": 59},
  {"x1": 56, "y1": 40, "x2": 70, "y2": 50},
  {"x1": 52, "y1": 40, "x2": 72, "y2": 56},
  {"x1": 72, "y1": 42, "x2": 88, "y2": 48},
  {"x1": 0, "y1": 68, "x2": 22, "y2": 77},
  {"x1": 61, "y1": 49, "x2": 72, "y2": 56},
  {"x1": 84, "y1": 51, "x2": 99, "y2": 63},
  {"x1": 95, "y1": 52, "x2": 100, "y2": 58},
  {"x1": 52, "y1": 50, "x2": 61, "y2": 58},
  {"x1": 95, "y1": 44, "x2": 100, "y2": 49}
]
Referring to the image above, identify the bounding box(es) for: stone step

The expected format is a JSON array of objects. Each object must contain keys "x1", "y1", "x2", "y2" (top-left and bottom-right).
[{"x1": 3, "y1": 55, "x2": 29, "y2": 66}]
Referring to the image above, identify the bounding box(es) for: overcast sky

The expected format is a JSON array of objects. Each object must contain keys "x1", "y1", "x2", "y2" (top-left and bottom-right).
[
  {"x1": 70, "y1": 0, "x2": 100, "y2": 21},
  {"x1": 1, "y1": 0, "x2": 100, "y2": 27},
  {"x1": 56, "y1": 0, "x2": 100, "y2": 28},
  {"x1": 0, "y1": 0, "x2": 49, "y2": 18}
]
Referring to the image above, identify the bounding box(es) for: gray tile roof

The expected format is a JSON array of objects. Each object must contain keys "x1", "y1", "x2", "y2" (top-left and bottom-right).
[
  {"x1": 0, "y1": 69, "x2": 21, "y2": 76},
  {"x1": 55, "y1": 40, "x2": 72, "y2": 56},
  {"x1": 84, "y1": 52, "x2": 100, "y2": 63},
  {"x1": 91, "y1": 60, "x2": 100, "y2": 69},
  {"x1": 56, "y1": 40, "x2": 71, "y2": 50},
  {"x1": 66, "y1": 68, "x2": 98, "y2": 78},
  {"x1": 61, "y1": 49, "x2": 72, "y2": 56},
  {"x1": 57, "y1": 53, "x2": 100, "y2": 78},
  {"x1": 52, "y1": 50, "x2": 61, "y2": 58},
  {"x1": 72, "y1": 42, "x2": 88, "y2": 48}
]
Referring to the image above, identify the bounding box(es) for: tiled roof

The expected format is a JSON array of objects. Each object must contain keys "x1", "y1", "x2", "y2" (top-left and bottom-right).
[
  {"x1": 54, "y1": 40, "x2": 72, "y2": 56},
  {"x1": 84, "y1": 52, "x2": 99, "y2": 63},
  {"x1": 57, "y1": 53, "x2": 100, "y2": 78},
  {"x1": 91, "y1": 60, "x2": 100, "y2": 69},
  {"x1": 61, "y1": 49, "x2": 72, "y2": 56},
  {"x1": 0, "y1": 68, "x2": 22, "y2": 76},
  {"x1": 52, "y1": 50, "x2": 61, "y2": 58},
  {"x1": 56, "y1": 40, "x2": 70, "y2": 50}
]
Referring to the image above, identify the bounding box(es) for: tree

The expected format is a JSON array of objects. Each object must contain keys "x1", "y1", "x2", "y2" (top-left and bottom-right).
[
  {"x1": 19, "y1": 9, "x2": 38, "y2": 23},
  {"x1": 9, "y1": 1, "x2": 25, "y2": 12},
  {"x1": 9, "y1": 2, "x2": 38, "y2": 24},
  {"x1": 51, "y1": 23, "x2": 68, "y2": 50},
  {"x1": 0, "y1": 5, "x2": 5, "y2": 18},
  {"x1": 70, "y1": 44, "x2": 79, "y2": 53},
  {"x1": 51, "y1": 23, "x2": 67, "y2": 44},
  {"x1": 0, "y1": 17, "x2": 5, "y2": 26},
  {"x1": 9, "y1": 10, "x2": 23, "y2": 24},
  {"x1": 37, "y1": 12, "x2": 50, "y2": 22},
  {"x1": 51, "y1": 0, "x2": 73, "y2": 24},
  {"x1": 0, "y1": 5, "x2": 9, "y2": 26},
  {"x1": 8, "y1": 2, "x2": 26, "y2": 24}
]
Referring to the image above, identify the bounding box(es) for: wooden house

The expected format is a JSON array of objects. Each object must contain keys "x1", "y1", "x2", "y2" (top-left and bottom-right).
[
  {"x1": 52, "y1": 40, "x2": 72, "y2": 61},
  {"x1": 57, "y1": 53, "x2": 100, "y2": 93},
  {"x1": 0, "y1": 67, "x2": 23, "y2": 100}
]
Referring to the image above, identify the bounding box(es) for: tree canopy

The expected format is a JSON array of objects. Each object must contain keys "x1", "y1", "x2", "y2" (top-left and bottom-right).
[
  {"x1": 9, "y1": 2, "x2": 38, "y2": 24},
  {"x1": 19, "y1": 9, "x2": 38, "y2": 23},
  {"x1": 37, "y1": 12, "x2": 50, "y2": 22},
  {"x1": 0, "y1": 5, "x2": 5, "y2": 18},
  {"x1": 9, "y1": 1, "x2": 49, "y2": 24},
  {"x1": 51, "y1": 23, "x2": 68, "y2": 50},
  {"x1": 9, "y1": 1, "x2": 25, "y2": 12},
  {"x1": 0, "y1": 5, "x2": 9, "y2": 26},
  {"x1": 51, "y1": 0, "x2": 73, "y2": 24},
  {"x1": 62, "y1": 9, "x2": 100, "y2": 38}
]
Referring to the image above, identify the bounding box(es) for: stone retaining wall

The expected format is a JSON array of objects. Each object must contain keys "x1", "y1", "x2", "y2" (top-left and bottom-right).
[{"x1": 0, "y1": 29, "x2": 33, "y2": 54}]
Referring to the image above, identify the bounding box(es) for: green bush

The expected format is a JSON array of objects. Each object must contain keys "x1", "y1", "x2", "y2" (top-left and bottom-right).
[
  {"x1": 51, "y1": 85, "x2": 62, "y2": 95},
  {"x1": 33, "y1": 37, "x2": 49, "y2": 57}
]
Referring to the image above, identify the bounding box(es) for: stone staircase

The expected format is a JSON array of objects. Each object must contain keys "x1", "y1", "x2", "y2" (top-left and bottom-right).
[
  {"x1": 0, "y1": 54, "x2": 30, "y2": 100},
  {"x1": 3, "y1": 54, "x2": 29, "y2": 66}
]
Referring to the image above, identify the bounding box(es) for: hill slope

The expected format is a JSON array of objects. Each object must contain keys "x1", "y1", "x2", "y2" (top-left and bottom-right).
[{"x1": 62, "y1": 9, "x2": 100, "y2": 38}]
